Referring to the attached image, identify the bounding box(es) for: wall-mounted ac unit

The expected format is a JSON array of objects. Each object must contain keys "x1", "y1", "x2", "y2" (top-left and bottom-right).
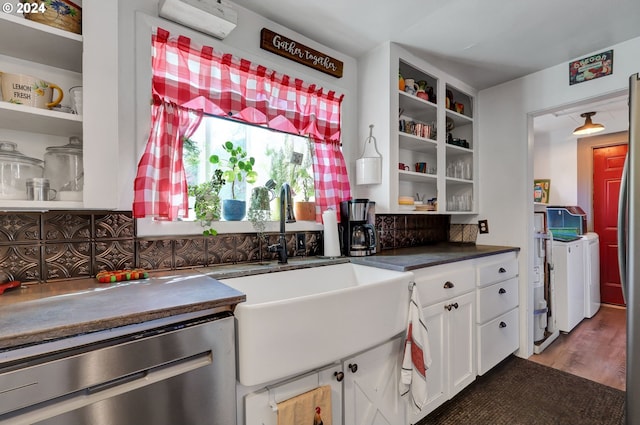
[{"x1": 159, "y1": 0, "x2": 238, "y2": 40}]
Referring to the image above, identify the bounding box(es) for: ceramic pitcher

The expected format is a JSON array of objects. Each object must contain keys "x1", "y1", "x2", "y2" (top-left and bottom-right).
[{"x1": 404, "y1": 78, "x2": 418, "y2": 95}]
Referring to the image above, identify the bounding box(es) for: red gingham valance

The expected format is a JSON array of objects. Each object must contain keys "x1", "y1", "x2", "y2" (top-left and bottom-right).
[
  {"x1": 133, "y1": 27, "x2": 350, "y2": 221},
  {"x1": 151, "y1": 27, "x2": 343, "y2": 142}
]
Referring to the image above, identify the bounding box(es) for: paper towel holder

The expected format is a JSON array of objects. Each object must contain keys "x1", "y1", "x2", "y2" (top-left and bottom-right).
[{"x1": 356, "y1": 124, "x2": 382, "y2": 185}]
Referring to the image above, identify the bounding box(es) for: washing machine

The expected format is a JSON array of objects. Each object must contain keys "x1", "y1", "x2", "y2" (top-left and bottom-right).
[{"x1": 582, "y1": 232, "x2": 601, "y2": 318}]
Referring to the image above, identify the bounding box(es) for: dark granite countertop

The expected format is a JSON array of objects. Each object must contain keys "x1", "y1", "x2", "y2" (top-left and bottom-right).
[
  {"x1": 0, "y1": 246, "x2": 517, "y2": 353},
  {"x1": 0, "y1": 270, "x2": 245, "y2": 351},
  {"x1": 351, "y1": 243, "x2": 520, "y2": 271},
  {"x1": 0, "y1": 257, "x2": 349, "y2": 352}
]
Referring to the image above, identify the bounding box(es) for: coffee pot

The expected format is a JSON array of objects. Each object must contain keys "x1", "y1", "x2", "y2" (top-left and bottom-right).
[{"x1": 339, "y1": 199, "x2": 377, "y2": 256}]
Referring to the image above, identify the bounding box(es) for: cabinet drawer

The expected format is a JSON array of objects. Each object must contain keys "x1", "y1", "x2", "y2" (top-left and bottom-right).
[
  {"x1": 477, "y1": 307, "x2": 519, "y2": 375},
  {"x1": 476, "y1": 252, "x2": 518, "y2": 287},
  {"x1": 476, "y1": 277, "x2": 519, "y2": 323},
  {"x1": 413, "y1": 264, "x2": 475, "y2": 306}
]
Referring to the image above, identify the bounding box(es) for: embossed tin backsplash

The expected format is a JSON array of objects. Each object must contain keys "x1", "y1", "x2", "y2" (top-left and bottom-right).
[
  {"x1": 0, "y1": 212, "x2": 136, "y2": 283},
  {"x1": 0, "y1": 211, "x2": 474, "y2": 284}
]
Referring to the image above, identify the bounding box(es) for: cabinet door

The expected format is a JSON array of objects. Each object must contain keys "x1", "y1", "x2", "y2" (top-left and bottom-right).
[
  {"x1": 448, "y1": 291, "x2": 476, "y2": 396},
  {"x1": 407, "y1": 300, "x2": 447, "y2": 423},
  {"x1": 243, "y1": 365, "x2": 343, "y2": 425},
  {"x1": 343, "y1": 335, "x2": 405, "y2": 425}
]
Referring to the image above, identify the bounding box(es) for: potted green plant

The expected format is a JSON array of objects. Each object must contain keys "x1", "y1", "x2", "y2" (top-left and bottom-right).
[
  {"x1": 265, "y1": 144, "x2": 290, "y2": 221},
  {"x1": 293, "y1": 168, "x2": 316, "y2": 221},
  {"x1": 265, "y1": 138, "x2": 315, "y2": 220},
  {"x1": 187, "y1": 169, "x2": 225, "y2": 236},
  {"x1": 209, "y1": 141, "x2": 257, "y2": 221},
  {"x1": 247, "y1": 186, "x2": 272, "y2": 241},
  {"x1": 290, "y1": 141, "x2": 316, "y2": 221}
]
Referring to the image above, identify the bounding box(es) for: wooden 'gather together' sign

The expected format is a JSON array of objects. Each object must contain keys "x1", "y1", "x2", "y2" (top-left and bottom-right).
[{"x1": 260, "y1": 28, "x2": 343, "y2": 78}]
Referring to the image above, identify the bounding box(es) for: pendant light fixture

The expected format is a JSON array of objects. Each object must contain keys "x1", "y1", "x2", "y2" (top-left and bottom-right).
[{"x1": 573, "y1": 111, "x2": 605, "y2": 136}]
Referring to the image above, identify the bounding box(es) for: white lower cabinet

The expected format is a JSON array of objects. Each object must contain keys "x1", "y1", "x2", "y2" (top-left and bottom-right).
[
  {"x1": 408, "y1": 291, "x2": 475, "y2": 423},
  {"x1": 239, "y1": 251, "x2": 520, "y2": 425},
  {"x1": 240, "y1": 335, "x2": 405, "y2": 425},
  {"x1": 408, "y1": 263, "x2": 476, "y2": 424},
  {"x1": 242, "y1": 365, "x2": 343, "y2": 425},
  {"x1": 477, "y1": 306, "x2": 519, "y2": 375},
  {"x1": 475, "y1": 252, "x2": 520, "y2": 375},
  {"x1": 343, "y1": 335, "x2": 405, "y2": 425}
]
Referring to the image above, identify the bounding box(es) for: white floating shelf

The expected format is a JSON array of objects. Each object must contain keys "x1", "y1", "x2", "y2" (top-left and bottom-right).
[
  {"x1": 399, "y1": 132, "x2": 438, "y2": 153},
  {"x1": 0, "y1": 12, "x2": 82, "y2": 72},
  {"x1": 0, "y1": 101, "x2": 82, "y2": 136}
]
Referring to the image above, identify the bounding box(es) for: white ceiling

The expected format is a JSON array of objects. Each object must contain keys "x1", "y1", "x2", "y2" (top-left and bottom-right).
[
  {"x1": 533, "y1": 95, "x2": 630, "y2": 138},
  {"x1": 229, "y1": 0, "x2": 640, "y2": 136}
]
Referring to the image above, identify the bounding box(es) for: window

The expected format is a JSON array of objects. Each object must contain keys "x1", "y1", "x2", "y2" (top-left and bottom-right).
[
  {"x1": 184, "y1": 115, "x2": 315, "y2": 222},
  {"x1": 133, "y1": 26, "x2": 350, "y2": 233}
]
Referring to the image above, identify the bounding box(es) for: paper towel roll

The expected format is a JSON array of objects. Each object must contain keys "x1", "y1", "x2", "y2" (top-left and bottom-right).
[{"x1": 322, "y1": 209, "x2": 341, "y2": 257}]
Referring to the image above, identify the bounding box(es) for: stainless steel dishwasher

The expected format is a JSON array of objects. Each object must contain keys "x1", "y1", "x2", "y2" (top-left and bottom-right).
[{"x1": 0, "y1": 312, "x2": 236, "y2": 425}]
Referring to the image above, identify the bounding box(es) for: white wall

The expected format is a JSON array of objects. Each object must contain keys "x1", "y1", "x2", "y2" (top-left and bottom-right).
[
  {"x1": 117, "y1": 0, "x2": 358, "y2": 235},
  {"x1": 533, "y1": 129, "x2": 578, "y2": 206},
  {"x1": 477, "y1": 35, "x2": 640, "y2": 357}
]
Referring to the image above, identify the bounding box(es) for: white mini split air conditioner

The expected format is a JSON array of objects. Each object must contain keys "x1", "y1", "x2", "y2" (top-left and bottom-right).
[{"x1": 159, "y1": 0, "x2": 238, "y2": 39}]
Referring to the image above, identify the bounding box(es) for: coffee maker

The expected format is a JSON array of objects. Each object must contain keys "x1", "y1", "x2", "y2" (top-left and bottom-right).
[{"x1": 339, "y1": 199, "x2": 376, "y2": 256}]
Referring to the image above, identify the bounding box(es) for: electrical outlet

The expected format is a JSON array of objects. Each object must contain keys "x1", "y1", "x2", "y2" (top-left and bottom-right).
[
  {"x1": 296, "y1": 233, "x2": 306, "y2": 254},
  {"x1": 478, "y1": 219, "x2": 489, "y2": 234}
]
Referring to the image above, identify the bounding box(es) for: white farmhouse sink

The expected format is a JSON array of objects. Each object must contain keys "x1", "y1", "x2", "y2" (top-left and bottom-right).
[{"x1": 220, "y1": 263, "x2": 413, "y2": 386}]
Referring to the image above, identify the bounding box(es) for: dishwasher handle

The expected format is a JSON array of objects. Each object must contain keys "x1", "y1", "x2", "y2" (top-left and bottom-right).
[{"x1": 87, "y1": 371, "x2": 147, "y2": 395}]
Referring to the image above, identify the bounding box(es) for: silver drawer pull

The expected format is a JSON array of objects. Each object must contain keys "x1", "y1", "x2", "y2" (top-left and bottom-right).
[
  {"x1": 498, "y1": 288, "x2": 506, "y2": 294},
  {"x1": 499, "y1": 321, "x2": 507, "y2": 328},
  {"x1": 499, "y1": 267, "x2": 507, "y2": 273},
  {"x1": 443, "y1": 281, "x2": 454, "y2": 289}
]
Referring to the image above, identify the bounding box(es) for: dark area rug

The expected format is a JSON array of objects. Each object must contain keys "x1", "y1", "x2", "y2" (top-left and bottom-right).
[{"x1": 417, "y1": 355, "x2": 625, "y2": 425}]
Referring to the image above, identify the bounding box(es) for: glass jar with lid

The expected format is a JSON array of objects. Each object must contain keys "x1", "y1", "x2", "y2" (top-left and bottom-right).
[
  {"x1": 0, "y1": 141, "x2": 44, "y2": 200},
  {"x1": 44, "y1": 136, "x2": 83, "y2": 195}
]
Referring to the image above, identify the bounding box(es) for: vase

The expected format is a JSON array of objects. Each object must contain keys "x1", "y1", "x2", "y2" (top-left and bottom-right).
[
  {"x1": 270, "y1": 197, "x2": 280, "y2": 221},
  {"x1": 222, "y1": 199, "x2": 246, "y2": 221}
]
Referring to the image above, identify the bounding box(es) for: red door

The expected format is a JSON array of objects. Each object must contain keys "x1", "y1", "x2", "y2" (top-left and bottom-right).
[{"x1": 593, "y1": 144, "x2": 628, "y2": 306}]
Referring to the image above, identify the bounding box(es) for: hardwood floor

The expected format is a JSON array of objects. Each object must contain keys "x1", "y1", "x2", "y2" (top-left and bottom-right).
[{"x1": 528, "y1": 304, "x2": 626, "y2": 391}]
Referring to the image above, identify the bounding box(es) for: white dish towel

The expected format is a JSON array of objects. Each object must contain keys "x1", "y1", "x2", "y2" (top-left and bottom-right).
[{"x1": 399, "y1": 283, "x2": 432, "y2": 413}]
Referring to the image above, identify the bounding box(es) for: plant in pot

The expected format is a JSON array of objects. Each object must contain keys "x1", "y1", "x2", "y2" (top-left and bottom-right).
[
  {"x1": 247, "y1": 186, "x2": 272, "y2": 241},
  {"x1": 291, "y1": 141, "x2": 316, "y2": 221},
  {"x1": 265, "y1": 144, "x2": 292, "y2": 221},
  {"x1": 187, "y1": 169, "x2": 225, "y2": 236},
  {"x1": 209, "y1": 141, "x2": 257, "y2": 221},
  {"x1": 293, "y1": 168, "x2": 316, "y2": 221}
]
